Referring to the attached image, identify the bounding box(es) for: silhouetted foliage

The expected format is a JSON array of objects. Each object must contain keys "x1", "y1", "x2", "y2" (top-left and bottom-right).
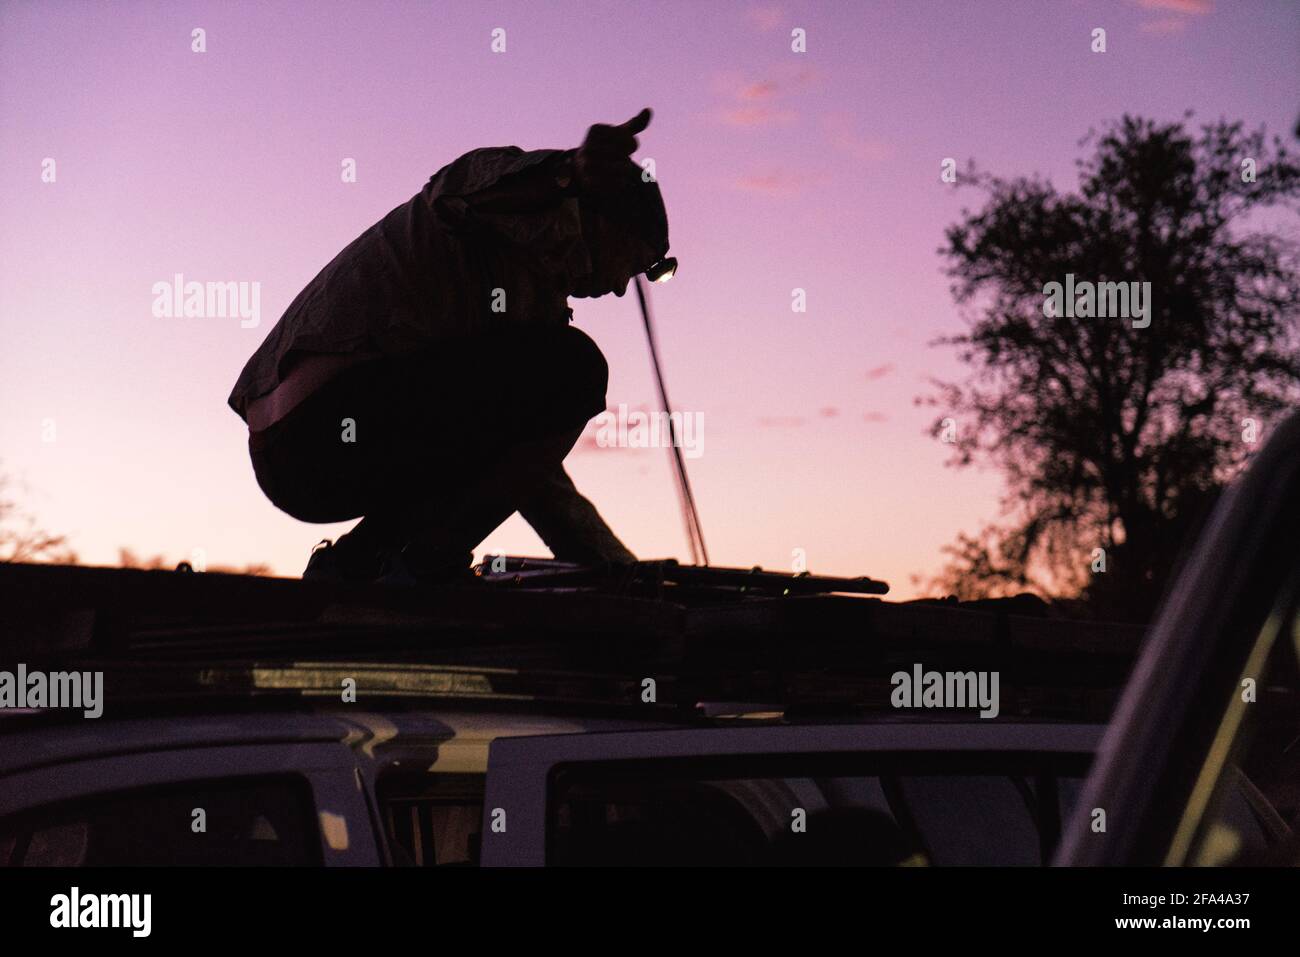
[
  {"x1": 117, "y1": 548, "x2": 272, "y2": 576},
  {"x1": 0, "y1": 465, "x2": 269, "y2": 574},
  {"x1": 0, "y1": 467, "x2": 78, "y2": 564},
  {"x1": 922, "y1": 115, "x2": 1300, "y2": 621}
]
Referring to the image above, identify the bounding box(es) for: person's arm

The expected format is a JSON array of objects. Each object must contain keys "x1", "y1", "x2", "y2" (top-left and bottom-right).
[{"x1": 518, "y1": 464, "x2": 637, "y2": 564}]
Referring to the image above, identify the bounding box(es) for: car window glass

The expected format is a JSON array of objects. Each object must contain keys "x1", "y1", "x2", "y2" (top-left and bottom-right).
[
  {"x1": 1186, "y1": 622, "x2": 1300, "y2": 866},
  {"x1": 0, "y1": 776, "x2": 321, "y2": 867},
  {"x1": 896, "y1": 775, "x2": 1039, "y2": 865},
  {"x1": 549, "y1": 760, "x2": 1086, "y2": 866},
  {"x1": 377, "y1": 772, "x2": 484, "y2": 867}
]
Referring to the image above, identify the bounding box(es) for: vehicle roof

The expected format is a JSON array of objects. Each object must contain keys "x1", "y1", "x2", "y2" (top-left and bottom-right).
[
  {"x1": 0, "y1": 560, "x2": 1144, "y2": 726},
  {"x1": 0, "y1": 707, "x2": 1103, "y2": 779}
]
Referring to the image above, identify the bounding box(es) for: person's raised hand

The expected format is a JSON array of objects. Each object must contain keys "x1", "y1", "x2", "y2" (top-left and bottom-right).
[{"x1": 574, "y1": 108, "x2": 652, "y2": 196}]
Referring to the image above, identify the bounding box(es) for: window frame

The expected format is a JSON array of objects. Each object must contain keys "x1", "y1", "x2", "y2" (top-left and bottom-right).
[
  {"x1": 375, "y1": 769, "x2": 486, "y2": 867},
  {"x1": 545, "y1": 751, "x2": 1092, "y2": 866},
  {"x1": 1058, "y1": 412, "x2": 1300, "y2": 866},
  {"x1": 479, "y1": 722, "x2": 1101, "y2": 866},
  {"x1": 1, "y1": 771, "x2": 324, "y2": 867},
  {"x1": 0, "y1": 741, "x2": 378, "y2": 866}
]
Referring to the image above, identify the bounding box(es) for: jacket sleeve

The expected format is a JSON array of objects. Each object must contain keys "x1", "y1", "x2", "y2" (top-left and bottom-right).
[{"x1": 518, "y1": 464, "x2": 637, "y2": 564}]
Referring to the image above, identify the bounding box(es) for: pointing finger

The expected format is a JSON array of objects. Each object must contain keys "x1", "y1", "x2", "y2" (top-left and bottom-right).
[{"x1": 617, "y1": 108, "x2": 653, "y2": 136}]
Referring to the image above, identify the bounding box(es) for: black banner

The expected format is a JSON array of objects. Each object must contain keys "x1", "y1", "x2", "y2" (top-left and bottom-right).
[{"x1": 1, "y1": 867, "x2": 1288, "y2": 941}]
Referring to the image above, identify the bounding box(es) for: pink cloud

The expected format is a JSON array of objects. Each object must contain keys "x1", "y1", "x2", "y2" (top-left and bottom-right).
[
  {"x1": 732, "y1": 170, "x2": 811, "y2": 196},
  {"x1": 818, "y1": 406, "x2": 839, "y2": 418},
  {"x1": 758, "y1": 415, "x2": 806, "y2": 428},
  {"x1": 739, "y1": 79, "x2": 780, "y2": 101},
  {"x1": 723, "y1": 105, "x2": 796, "y2": 127},
  {"x1": 1140, "y1": 16, "x2": 1189, "y2": 34},
  {"x1": 822, "y1": 114, "x2": 893, "y2": 162},
  {"x1": 831, "y1": 136, "x2": 892, "y2": 162},
  {"x1": 863, "y1": 412, "x2": 889, "y2": 423},
  {"x1": 1136, "y1": 0, "x2": 1212, "y2": 13},
  {"x1": 865, "y1": 363, "x2": 896, "y2": 381},
  {"x1": 746, "y1": 5, "x2": 784, "y2": 32},
  {"x1": 713, "y1": 68, "x2": 815, "y2": 127}
]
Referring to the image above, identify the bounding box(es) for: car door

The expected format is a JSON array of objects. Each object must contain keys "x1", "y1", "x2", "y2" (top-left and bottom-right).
[{"x1": 1058, "y1": 412, "x2": 1300, "y2": 866}]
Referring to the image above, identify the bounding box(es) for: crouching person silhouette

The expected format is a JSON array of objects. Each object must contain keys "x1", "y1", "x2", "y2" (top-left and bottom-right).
[{"x1": 227, "y1": 110, "x2": 670, "y2": 584}]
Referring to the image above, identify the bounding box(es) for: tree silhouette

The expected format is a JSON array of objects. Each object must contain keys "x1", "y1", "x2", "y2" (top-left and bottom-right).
[
  {"x1": 923, "y1": 115, "x2": 1300, "y2": 621},
  {"x1": 0, "y1": 467, "x2": 77, "y2": 564},
  {"x1": 0, "y1": 465, "x2": 268, "y2": 575}
]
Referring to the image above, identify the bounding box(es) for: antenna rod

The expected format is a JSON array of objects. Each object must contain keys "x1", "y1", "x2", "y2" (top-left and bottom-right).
[{"x1": 634, "y1": 275, "x2": 709, "y2": 566}]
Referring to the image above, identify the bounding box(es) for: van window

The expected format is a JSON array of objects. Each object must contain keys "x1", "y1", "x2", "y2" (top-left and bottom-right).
[
  {"x1": 548, "y1": 754, "x2": 1090, "y2": 866},
  {"x1": 376, "y1": 772, "x2": 484, "y2": 866},
  {"x1": 1183, "y1": 619, "x2": 1300, "y2": 866},
  {"x1": 0, "y1": 775, "x2": 322, "y2": 866}
]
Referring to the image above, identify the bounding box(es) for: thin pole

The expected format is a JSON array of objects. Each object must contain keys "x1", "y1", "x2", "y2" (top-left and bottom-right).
[{"x1": 634, "y1": 276, "x2": 709, "y2": 566}]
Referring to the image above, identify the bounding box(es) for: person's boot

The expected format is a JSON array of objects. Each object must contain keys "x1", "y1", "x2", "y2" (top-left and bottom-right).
[
  {"x1": 301, "y1": 535, "x2": 387, "y2": 583},
  {"x1": 375, "y1": 543, "x2": 475, "y2": 587}
]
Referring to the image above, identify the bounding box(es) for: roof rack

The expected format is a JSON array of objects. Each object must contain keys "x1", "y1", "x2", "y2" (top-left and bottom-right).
[
  {"x1": 476, "y1": 556, "x2": 890, "y2": 597},
  {"x1": 0, "y1": 559, "x2": 1145, "y2": 722}
]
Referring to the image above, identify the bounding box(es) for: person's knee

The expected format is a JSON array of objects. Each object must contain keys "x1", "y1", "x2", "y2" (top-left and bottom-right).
[
  {"x1": 249, "y1": 431, "x2": 366, "y2": 524},
  {"x1": 556, "y1": 326, "x2": 609, "y2": 418}
]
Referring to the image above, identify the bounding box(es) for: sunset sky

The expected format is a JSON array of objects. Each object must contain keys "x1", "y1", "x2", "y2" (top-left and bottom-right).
[{"x1": 1, "y1": 0, "x2": 1296, "y2": 596}]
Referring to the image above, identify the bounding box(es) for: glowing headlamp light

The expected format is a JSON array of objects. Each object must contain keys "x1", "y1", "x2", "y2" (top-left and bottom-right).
[{"x1": 644, "y1": 257, "x2": 677, "y2": 283}]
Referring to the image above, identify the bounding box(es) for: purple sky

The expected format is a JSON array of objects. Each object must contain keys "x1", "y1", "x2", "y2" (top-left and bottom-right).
[{"x1": 1, "y1": 0, "x2": 1296, "y2": 594}]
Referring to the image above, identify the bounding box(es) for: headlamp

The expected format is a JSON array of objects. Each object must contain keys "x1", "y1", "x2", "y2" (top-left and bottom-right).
[{"x1": 644, "y1": 257, "x2": 677, "y2": 283}]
